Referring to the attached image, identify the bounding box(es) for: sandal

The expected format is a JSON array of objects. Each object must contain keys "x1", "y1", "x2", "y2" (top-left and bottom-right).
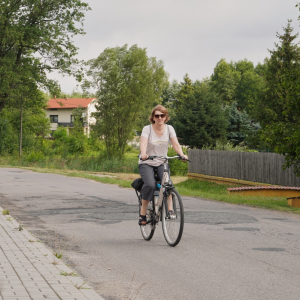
[
  {"x1": 139, "y1": 214, "x2": 147, "y2": 225},
  {"x1": 168, "y1": 210, "x2": 176, "y2": 219}
]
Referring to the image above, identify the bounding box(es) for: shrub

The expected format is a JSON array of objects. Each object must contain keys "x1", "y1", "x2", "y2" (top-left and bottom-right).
[
  {"x1": 25, "y1": 151, "x2": 45, "y2": 163},
  {"x1": 167, "y1": 147, "x2": 188, "y2": 176},
  {"x1": 67, "y1": 135, "x2": 87, "y2": 154},
  {"x1": 53, "y1": 126, "x2": 68, "y2": 141},
  {"x1": 202, "y1": 140, "x2": 258, "y2": 152}
]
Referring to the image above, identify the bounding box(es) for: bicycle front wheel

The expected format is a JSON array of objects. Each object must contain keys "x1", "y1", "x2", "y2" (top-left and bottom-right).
[
  {"x1": 139, "y1": 201, "x2": 155, "y2": 241},
  {"x1": 162, "y1": 189, "x2": 184, "y2": 247}
]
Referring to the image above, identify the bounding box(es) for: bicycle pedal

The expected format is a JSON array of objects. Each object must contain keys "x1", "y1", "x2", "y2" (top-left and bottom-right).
[{"x1": 168, "y1": 210, "x2": 176, "y2": 219}]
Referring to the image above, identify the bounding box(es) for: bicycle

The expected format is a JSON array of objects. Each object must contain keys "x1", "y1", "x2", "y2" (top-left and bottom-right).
[{"x1": 133, "y1": 154, "x2": 190, "y2": 247}]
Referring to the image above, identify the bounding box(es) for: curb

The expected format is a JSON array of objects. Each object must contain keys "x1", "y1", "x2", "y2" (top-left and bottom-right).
[
  {"x1": 0, "y1": 206, "x2": 105, "y2": 300},
  {"x1": 187, "y1": 173, "x2": 274, "y2": 187},
  {"x1": 227, "y1": 186, "x2": 300, "y2": 198}
]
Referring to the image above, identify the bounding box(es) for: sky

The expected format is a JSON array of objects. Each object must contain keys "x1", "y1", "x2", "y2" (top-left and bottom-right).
[{"x1": 48, "y1": 0, "x2": 300, "y2": 94}]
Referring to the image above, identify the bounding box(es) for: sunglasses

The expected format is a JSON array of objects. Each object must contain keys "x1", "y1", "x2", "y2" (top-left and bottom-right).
[{"x1": 154, "y1": 114, "x2": 166, "y2": 119}]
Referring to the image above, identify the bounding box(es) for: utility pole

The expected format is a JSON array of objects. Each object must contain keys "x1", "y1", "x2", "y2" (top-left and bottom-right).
[{"x1": 19, "y1": 94, "x2": 23, "y2": 157}]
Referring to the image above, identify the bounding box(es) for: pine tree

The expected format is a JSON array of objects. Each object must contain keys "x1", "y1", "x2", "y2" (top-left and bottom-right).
[
  {"x1": 258, "y1": 21, "x2": 300, "y2": 126},
  {"x1": 260, "y1": 21, "x2": 300, "y2": 175},
  {"x1": 226, "y1": 102, "x2": 254, "y2": 146}
]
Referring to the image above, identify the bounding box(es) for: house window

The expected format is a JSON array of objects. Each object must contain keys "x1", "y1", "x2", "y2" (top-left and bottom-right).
[
  {"x1": 50, "y1": 115, "x2": 58, "y2": 123},
  {"x1": 50, "y1": 108, "x2": 57, "y2": 111}
]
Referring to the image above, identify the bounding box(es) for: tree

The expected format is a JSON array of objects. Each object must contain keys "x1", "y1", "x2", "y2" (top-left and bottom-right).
[
  {"x1": 0, "y1": 0, "x2": 90, "y2": 111},
  {"x1": 159, "y1": 80, "x2": 181, "y2": 128},
  {"x1": 58, "y1": 88, "x2": 94, "y2": 99},
  {"x1": 0, "y1": 103, "x2": 50, "y2": 155},
  {"x1": 161, "y1": 80, "x2": 181, "y2": 107},
  {"x1": 210, "y1": 59, "x2": 241, "y2": 105},
  {"x1": 255, "y1": 22, "x2": 299, "y2": 126},
  {"x1": 173, "y1": 75, "x2": 228, "y2": 149},
  {"x1": 225, "y1": 102, "x2": 256, "y2": 146},
  {"x1": 72, "y1": 106, "x2": 86, "y2": 130},
  {"x1": 84, "y1": 44, "x2": 168, "y2": 158},
  {"x1": 260, "y1": 21, "x2": 300, "y2": 175},
  {"x1": 210, "y1": 59, "x2": 265, "y2": 114},
  {"x1": 234, "y1": 60, "x2": 266, "y2": 115}
]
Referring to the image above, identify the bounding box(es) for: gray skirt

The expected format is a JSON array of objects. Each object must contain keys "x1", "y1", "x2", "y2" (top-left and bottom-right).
[{"x1": 138, "y1": 163, "x2": 164, "y2": 201}]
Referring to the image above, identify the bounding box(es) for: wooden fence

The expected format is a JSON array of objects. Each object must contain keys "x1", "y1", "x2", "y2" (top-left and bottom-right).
[{"x1": 188, "y1": 149, "x2": 300, "y2": 187}]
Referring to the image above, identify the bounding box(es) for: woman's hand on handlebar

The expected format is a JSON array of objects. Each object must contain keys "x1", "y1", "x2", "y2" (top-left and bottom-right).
[
  {"x1": 178, "y1": 154, "x2": 190, "y2": 161},
  {"x1": 141, "y1": 153, "x2": 149, "y2": 160}
]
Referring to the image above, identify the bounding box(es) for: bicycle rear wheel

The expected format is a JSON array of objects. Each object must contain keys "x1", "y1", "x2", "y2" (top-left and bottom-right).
[
  {"x1": 139, "y1": 201, "x2": 155, "y2": 241},
  {"x1": 162, "y1": 189, "x2": 184, "y2": 247}
]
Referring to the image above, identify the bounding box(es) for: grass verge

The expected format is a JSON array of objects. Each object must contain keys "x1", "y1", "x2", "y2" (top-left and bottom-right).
[
  {"x1": 1, "y1": 165, "x2": 299, "y2": 214},
  {"x1": 176, "y1": 179, "x2": 300, "y2": 214}
]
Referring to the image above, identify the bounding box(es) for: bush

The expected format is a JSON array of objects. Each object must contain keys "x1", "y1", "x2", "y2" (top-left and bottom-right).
[
  {"x1": 67, "y1": 135, "x2": 87, "y2": 154},
  {"x1": 25, "y1": 151, "x2": 45, "y2": 163},
  {"x1": 53, "y1": 126, "x2": 68, "y2": 140},
  {"x1": 167, "y1": 147, "x2": 188, "y2": 176},
  {"x1": 0, "y1": 107, "x2": 50, "y2": 155},
  {"x1": 202, "y1": 140, "x2": 258, "y2": 152}
]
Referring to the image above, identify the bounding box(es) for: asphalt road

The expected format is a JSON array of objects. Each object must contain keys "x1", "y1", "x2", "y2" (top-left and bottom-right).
[{"x1": 0, "y1": 168, "x2": 300, "y2": 300}]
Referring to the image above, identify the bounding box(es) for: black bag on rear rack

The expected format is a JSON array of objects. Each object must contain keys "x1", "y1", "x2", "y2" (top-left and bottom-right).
[{"x1": 131, "y1": 178, "x2": 144, "y2": 191}]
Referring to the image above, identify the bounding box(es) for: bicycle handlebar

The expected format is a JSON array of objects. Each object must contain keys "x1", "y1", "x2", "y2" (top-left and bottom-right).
[{"x1": 141, "y1": 154, "x2": 191, "y2": 162}]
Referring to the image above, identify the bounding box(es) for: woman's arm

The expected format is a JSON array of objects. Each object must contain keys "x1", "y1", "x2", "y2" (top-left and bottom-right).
[
  {"x1": 140, "y1": 136, "x2": 148, "y2": 160},
  {"x1": 170, "y1": 136, "x2": 188, "y2": 159}
]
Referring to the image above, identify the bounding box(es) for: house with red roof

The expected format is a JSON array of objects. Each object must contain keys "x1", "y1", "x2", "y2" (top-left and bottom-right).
[{"x1": 45, "y1": 98, "x2": 97, "y2": 135}]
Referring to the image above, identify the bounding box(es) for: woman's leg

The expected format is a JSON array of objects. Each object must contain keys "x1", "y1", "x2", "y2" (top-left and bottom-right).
[
  {"x1": 138, "y1": 164, "x2": 156, "y2": 219},
  {"x1": 156, "y1": 164, "x2": 173, "y2": 212},
  {"x1": 140, "y1": 199, "x2": 150, "y2": 216}
]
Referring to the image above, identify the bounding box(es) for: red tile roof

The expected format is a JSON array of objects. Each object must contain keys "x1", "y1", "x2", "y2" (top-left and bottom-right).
[{"x1": 46, "y1": 98, "x2": 96, "y2": 109}]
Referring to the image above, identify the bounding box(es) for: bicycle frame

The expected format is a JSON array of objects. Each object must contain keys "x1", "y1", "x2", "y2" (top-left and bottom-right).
[
  {"x1": 155, "y1": 157, "x2": 174, "y2": 215},
  {"x1": 147, "y1": 155, "x2": 179, "y2": 225}
]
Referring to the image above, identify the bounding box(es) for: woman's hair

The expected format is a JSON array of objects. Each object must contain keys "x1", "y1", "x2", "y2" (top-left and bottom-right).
[{"x1": 149, "y1": 105, "x2": 170, "y2": 124}]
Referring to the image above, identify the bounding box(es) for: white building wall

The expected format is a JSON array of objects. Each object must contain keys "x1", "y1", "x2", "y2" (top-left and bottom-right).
[
  {"x1": 45, "y1": 108, "x2": 84, "y2": 123},
  {"x1": 87, "y1": 100, "x2": 97, "y2": 124},
  {"x1": 86, "y1": 99, "x2": 97, "y2": 135},
  {"x1": 49, "y1": 123, "x2": 58, "y2": 131}
]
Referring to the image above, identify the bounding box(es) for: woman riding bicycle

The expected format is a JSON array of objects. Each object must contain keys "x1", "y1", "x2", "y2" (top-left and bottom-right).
[{"x1": 138, "y1": 105, "x2": 188, "y2": 225}]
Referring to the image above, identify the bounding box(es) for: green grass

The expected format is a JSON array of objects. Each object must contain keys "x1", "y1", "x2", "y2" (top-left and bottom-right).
[
  {"x1": 176, "y1": 179, "x2": 300, "y2": 214},
  {"x1": 54, "y1": 253, "x2": 63, "y2": 259},
  {"x1": 0, "y1": 152, "x2": 140, "y2": 174},
  {"x1": 66, "y1": 172, "x2": 132, "y2": 188},
  {"x1": 124, "y1": 149, "x2": 140, "y2": 160},
  {"x1": 0, "y1": 147, "x2": 189, "y2": 175},
  {"x1": 60, "y1": 270, "x2": 78, "y2": 276}
]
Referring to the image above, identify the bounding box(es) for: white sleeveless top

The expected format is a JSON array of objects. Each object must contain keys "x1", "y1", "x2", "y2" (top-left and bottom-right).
[{"x1": 139, "y1": 124, "x2": 176, "y2": 166}]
